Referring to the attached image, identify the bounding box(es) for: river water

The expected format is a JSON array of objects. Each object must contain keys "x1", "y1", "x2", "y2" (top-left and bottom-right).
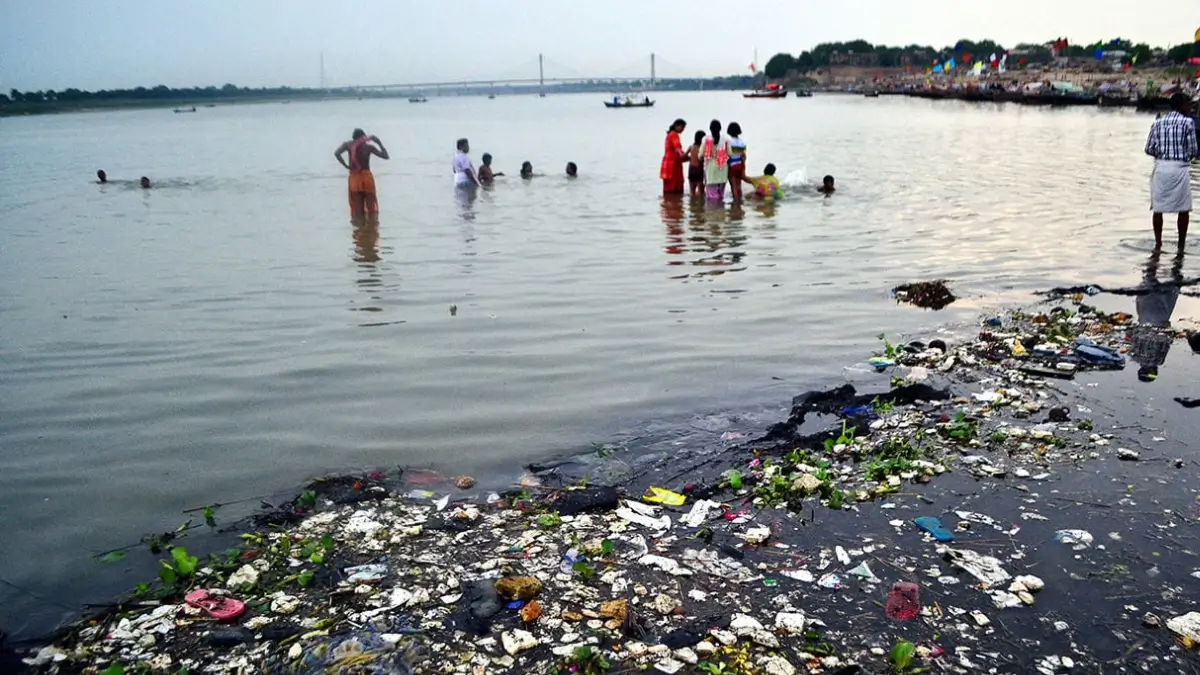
[{"x1": 0, "y1": 93, "x2": 1193, "y2": 637}]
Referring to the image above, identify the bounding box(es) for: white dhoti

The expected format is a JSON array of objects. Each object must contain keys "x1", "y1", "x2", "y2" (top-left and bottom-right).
[{"x1": 1150, "y1": 159, "x2": 1193, "y2": 213}]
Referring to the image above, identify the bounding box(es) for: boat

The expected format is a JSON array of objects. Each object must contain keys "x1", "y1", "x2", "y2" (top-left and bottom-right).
[
  {"x1": 863, "y1": 90, "x2": 880, "y2": 98},
  {"x1": 408, "y1": 96, "x2": 427, "y2": 103},
  {"x1": 173, "y1": 106, "x2": 196, "y2": 113},
  {"x1": 604, "y1": 93, "x2": 655, "y2": 108},
  {"x1": 487, "y1": 94, "x2": 496, "y2": 100},
  {"x1": 793, "y1": 90, "x2": 813, "y2": 98},
  {"x1": 744, "y1": 83, "x2": 787, "y2": 98}
]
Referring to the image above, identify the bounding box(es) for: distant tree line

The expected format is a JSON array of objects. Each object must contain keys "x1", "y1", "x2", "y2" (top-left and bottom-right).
[
  {"x1": 763, "y1": 38, "x2": 1199, "y2": 78},
  {"x1": 0, "y1": 84, "x2": 323, "y2": 106}
]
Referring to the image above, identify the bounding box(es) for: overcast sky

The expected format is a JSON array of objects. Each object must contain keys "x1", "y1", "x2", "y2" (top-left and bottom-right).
[{"x1": 1, "y1": 0, "x2": 1195, "y2": 91}]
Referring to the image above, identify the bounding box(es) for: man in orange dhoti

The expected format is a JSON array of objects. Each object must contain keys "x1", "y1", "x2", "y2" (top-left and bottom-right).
[{"x1": 334, "y1": 129, "x2": 390, "y2": 217}]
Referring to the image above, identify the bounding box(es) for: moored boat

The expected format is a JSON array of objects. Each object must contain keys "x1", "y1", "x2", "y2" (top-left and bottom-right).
[{"x1": 604, "y1": 93, "x2": 655, "y2": 108}]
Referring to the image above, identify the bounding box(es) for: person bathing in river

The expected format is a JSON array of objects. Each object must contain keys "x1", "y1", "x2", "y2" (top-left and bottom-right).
[
  {"x1": 453, "y1": 138, "x2": 479, "y2": 188},
  {"x1": 478, "y1": 153, "x2": 503, "y2": 185},
  {"x1": 726, "y1": 122, "x2": 746, "y2": 202},
  {"x1": 660, "y1": 118, "x2": 687, "y2": 196},
  {"x1": 743, "y1": 163, "x2": 782, "y2": 201},
  {"x1": 703, "y1": 119, "x2": 730, "y2": 203},
  {"x1": 96, "y1": 170, "x2": 107, "y2": 184},
  {"x1": 334, "y1": 129, "x2": 390, "y2": 216},
  {"x1": 817, "y1": 175, "x2": 836, "y2": 195},
  {"x1": 1145, "y1": 92, "x2": 1197, "y2": 251},
  {"x1": 140, "y1": 176, "x2": 152, "y2": 189},
  {"x1": 565, "y1": 162, "x2": 578, "y2": 178},
  {"x1": 687, "y1": 130, "x2": 706, "y2": 198},
  {"x1": 520, "y1": 161, "x2": 534, "y2": 179}
]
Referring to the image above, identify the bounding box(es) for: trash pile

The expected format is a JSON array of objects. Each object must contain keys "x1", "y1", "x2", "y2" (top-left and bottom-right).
[{"x1": 18, "y1": 299, "x2": 1200, "y2": 674}]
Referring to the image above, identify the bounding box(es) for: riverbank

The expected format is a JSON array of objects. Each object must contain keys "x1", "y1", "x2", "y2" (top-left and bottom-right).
[{"x1": 12, "y1": 286, "x2": 1200, "y2": 674}]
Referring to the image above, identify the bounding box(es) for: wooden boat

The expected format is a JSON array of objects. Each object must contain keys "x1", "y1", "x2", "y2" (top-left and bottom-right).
[
  {"x1": 603, "y1": 98, "x2": 655, "y2": 108},
  {"x1": 1098, "y1": 94, "x2": 1136, "y2": 108},
  {"x1": 863, "y1": 91, "x2": 880, "y2": 98},
  {"x1": 408, "y1": 96, "x2": 428, "y2": 103},
  {"x1": 744, "y1": 88, "x2": 788, "y2": 99},
  {"x1": 793, "y1": 90, "x2": 813, "y2": 98},
  {"x1": 487, "y1": 94, "x2": 496, "y2": 100},
  {"x1": 173, "y1": 106, "x2": 196, "y2": 113}
]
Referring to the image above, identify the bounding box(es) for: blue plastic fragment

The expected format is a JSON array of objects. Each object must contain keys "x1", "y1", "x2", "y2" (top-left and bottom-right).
[
  {"x1": 506, "y1": 600, "x2": 524, "y2": 610},
  {"x1": 913, "y1": 516, "x2": 954, "y2": 542}
]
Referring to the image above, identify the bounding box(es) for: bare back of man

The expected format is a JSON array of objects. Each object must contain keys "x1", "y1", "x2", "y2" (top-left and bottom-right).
[{"x1": 335, "y1": 129, "x2": 390, "y2": 217}]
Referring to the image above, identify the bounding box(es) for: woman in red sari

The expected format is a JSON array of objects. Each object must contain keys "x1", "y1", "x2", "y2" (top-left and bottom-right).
[{"x1": 660, "y1": 118, "x2": 687, "y2": 195}]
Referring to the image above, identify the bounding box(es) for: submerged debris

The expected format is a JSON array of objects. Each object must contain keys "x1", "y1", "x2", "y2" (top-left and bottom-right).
[{"x1": 892, "y1": 280, "x2": 957, "y2": 310}]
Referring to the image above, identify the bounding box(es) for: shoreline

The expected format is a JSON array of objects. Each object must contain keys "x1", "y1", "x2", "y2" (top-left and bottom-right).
[{"x1": 11, "y1": 289, "x2": 1200, "y2": 674}]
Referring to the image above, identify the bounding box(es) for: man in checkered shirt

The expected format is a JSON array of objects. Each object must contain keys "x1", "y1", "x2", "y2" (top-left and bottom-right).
[{"x1": 1144, "y1": 92, "x2": 1197, "y2": 251}]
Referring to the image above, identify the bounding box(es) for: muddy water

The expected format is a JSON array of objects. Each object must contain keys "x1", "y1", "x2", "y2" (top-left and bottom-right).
[{"x1": 0, "y1": 93, "x2": 1195, "y2": 637}]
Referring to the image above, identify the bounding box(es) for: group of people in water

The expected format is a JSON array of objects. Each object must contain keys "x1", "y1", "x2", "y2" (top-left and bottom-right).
[
  {"x1": 330, "y1": 122, "x2": 838, "y2": 219},
  {"x1": 660, "y1": 118, "x2": 835, "y2": 203},
  {"x1": 95, "y1": 170, "x2": 151, "y2": 189}
]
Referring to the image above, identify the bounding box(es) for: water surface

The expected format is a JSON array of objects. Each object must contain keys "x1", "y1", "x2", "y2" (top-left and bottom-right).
[{"x1": 0, "y1": 93, "x2": 1192, "y2": 637}]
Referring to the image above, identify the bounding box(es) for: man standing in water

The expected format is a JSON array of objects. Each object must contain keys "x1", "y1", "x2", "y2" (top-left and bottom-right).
[
  {"x1": 335, "y1": 129, "x2": 390, "y2": 217},
  {"x1": 1145, "y1": 93, "x2": 1197, "y2": 251},
  {"x1": 453, "y1": 138, "x2": 479, "y2": 188}
]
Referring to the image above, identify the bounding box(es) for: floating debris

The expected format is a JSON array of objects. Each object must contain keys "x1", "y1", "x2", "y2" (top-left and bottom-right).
[{"x1": 892, "y1": 280, "x2": 957, "y2": 310}]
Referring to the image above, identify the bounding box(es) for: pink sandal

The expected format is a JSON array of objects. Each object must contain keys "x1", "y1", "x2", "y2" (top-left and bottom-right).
[{"x1": 184, "y1": 589, "x2": 245, "y2": 621}]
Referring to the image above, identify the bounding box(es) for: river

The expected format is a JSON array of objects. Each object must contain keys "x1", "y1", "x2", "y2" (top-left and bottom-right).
[{"x1": 0, "y1": 92, "x2": 1191, "y2": 638}]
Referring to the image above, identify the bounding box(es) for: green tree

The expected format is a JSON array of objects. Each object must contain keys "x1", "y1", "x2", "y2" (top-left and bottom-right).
[
  {"x1": 764, "y1": 53, "x2": 796, "y2": 79},
  {"x1": 795, "y1": 51, "x2": 816, "y2": 70},
  {"x1": 1165, "y1": 42, "x2": 1195, "y2": 63}
]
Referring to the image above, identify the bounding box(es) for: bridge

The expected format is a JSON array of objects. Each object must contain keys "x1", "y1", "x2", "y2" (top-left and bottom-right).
[{"x1": 334, "y1": 53, "x2": 728, "y2": 96}]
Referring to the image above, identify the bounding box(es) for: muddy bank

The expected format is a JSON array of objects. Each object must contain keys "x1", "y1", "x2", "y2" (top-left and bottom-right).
[{"x1": 9, "y1": 297, "x2": 1200, "y2": 675}]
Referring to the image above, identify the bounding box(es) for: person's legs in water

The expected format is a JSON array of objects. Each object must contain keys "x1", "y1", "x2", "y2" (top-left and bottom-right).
[
  {"x1": 729, "y1": 164, "x2": 744, "y2": 201},
  {"x1": 1153, "y1": 212, "x2": 1164, "y2": 250},
  {"x1": 1178, "y1": 211, "x2": 1190, "y2": 252}
]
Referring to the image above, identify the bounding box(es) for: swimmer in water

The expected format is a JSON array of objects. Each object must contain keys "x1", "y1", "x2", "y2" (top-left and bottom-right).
[
  {"x1": 140, "y1": 176, "x2": 152, "y2": 189},
  {"x1": 97, "y1": 170, "x2": 108, "y2": 184},
  {"x1": 743, "y1": 163, "x2": 782, "y2": 201},
  {"x1": 817, "y1": 175, "x2": 835, "y2": 195},
  {"x1": 565, "y1": 162, "x2": 577, "y2": 178},
  {"x1": 478, "y1": 153, "x2": 504, "y2": 184},
  {"x1": 520, "y1": 161, "x2": 534, "y2": 179}
]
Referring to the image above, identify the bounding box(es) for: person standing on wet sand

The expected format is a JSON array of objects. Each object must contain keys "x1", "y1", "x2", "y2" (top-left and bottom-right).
[
  {"x1": 660, "y1": 118, "x2": 687, "y2": 196},
  {"x1": 1145, "y1": 93, "x2": 1197, "y2": 251},
  {"x1": 335, "y1": 129, "x2": 390, "y2": 217}
]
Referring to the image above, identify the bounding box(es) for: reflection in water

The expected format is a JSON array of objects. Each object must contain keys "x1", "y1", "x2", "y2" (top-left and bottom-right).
[
  {"x1": 351, "y1": 216, "x2": 384, "y2": 315},
  {"x1": 456, "y1": 187, "x2": 478, "y2": 222},
  {"x1": 660, "y1": 198, "x2": 748, "y2": 280},
  {"x1": 1129, "y1": 251, "x2": 1184, "y2": 382}
]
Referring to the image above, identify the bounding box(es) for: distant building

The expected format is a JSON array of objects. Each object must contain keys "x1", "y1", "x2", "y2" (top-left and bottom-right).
[{"x1": 829, "y1": 51, "x2": 879, "y2": 67}]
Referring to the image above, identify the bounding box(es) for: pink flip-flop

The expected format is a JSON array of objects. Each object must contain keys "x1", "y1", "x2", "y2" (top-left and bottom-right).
[{"x1": 184, "y1": 589, "x2": 245, "y2": 621}]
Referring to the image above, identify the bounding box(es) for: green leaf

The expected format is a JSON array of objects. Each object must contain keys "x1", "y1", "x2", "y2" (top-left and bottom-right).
[
  {"x1": 600, "y1": 539, "x2": 614, "y2": 556},
  {"x1": 309, "y1": 552, "x2": 324, "y2": 565},
  {"x1": 321, "y1": 534, "x2": 335, "y2": 552},
  {"x1": 297, "y1": 569, "x2": 314, "y2": 588},
  {"x1": 100, "y1": 664, "x2": 126, "y2": 675},
  {"x1": 97, "y1": 551, "x2": 126, "y2": 564},
  {"x1": 203, "y1": 506, "x2": 216, "y2": 528},
  {"x1": 724, "y1": 469, "x2": 743, "y2": 490},
  {"x1": 890, "y1": 640, "x2": 916, "y2": 671},
  {"x1": 158, "y1": 561, "x2": 177, "y2": 587},
  {"x1": 172, "y1": 547, "x2": 198, "y2": 577}
]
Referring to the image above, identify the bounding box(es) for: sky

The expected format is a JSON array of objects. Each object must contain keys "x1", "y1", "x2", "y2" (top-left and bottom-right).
[{"x1": 1, "y1": 0, "x2": 1196, "y2": 92}]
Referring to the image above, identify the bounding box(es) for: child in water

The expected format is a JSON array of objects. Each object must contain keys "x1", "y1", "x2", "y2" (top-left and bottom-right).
[
  {"x1": 687, "y1": 130, "x2": 706, "y2": 198},
  {"x1": 520, "y1": 161, "x2": 534, "y2": 179},
  {"x1": 565, "y1": 162, "x2": 578, "y2": 177},
  {"x1": 817, "y1": 175, "x2": 836, "y2": 194},
  {"x1": 743, "y1": 163, "x2": 782, "y2": 201},
  {"x1": 726, "y1": 122, "x2": 746, "y2": 201},
  {"x1": 478, "y1": 153, "x2": 504, "y2": 184}
]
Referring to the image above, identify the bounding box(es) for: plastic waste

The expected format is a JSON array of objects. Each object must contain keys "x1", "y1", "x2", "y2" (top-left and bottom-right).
[
  {"x1": 403, "y1": 490, "x2": 435, "y2": 500},
  {"x1": 943, "y1": 548, "x2": 1011, "y2": 586},
  {"x1": 1054, "y1": 529, "x2": 1093, "y2": 549},
  {"x1": 638, "y1": 554, "x2": 694, "y2": 576},
  {"x1": 913, "y1": 516, "x2": 953, "y2": 542},
  {"x1": 1166, "y1": 612, "x2": 1200, "y2": 643},
  {"x1": 680, "y1": 499, "x2": 719, "y2": 527},
  {"x1": 817, "y1": 573, "x2": 842, "y2": 589},
  {"x1": 616, "y1": 500, "x2": 671, "y2": 531},
  {"x1": 885, "y1": 582, "x2": 920, "y2": 620},
  {"x1": 848, "y1": 562, "x2": 880, "y2": 583},
  {"x1": 868, "y1": 356, "x2": 896, "y2": 371},
  {"x1": 1073, "y1": 338, "x2": 1125, "y2": 368},
  {"x1": 344, "y1": 564, "x2": 389, "y2": 584},
  {"x1": 642, "y1": 487, "x2": 685, "y2": 506},
  {"x1": 560, "y1": 548, "x2": 583, "y2": 574}
]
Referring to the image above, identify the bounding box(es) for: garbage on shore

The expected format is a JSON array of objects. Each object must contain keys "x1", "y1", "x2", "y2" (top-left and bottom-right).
[{"x1": 17, "y1": 298, "x2": 1198, "y2": 674}]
